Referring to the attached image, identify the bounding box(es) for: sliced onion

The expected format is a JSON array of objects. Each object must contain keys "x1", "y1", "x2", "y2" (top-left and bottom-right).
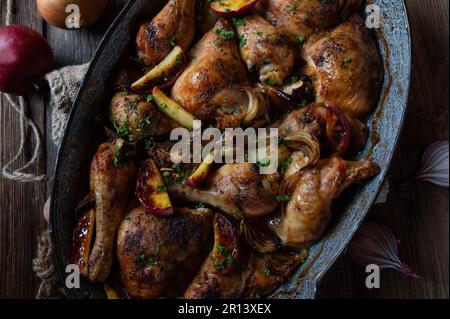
[
  {"x1": 284, "y1": 131, "x2": 320, "y2": 169},
  {"x1": 242, "y1": 88, "x2": 267, "y2": 126},
  {"x1": 257, "y1": 83, "x2": 297, "y2": 114},
  {"x1": 349, "y1": 222, "x2": 421, "y2": 279},
  {"x1": 324, "y1": 102, "x2": 352, "y2": 154},
  {"x1": 240, "y1": 219, "x2": 280, "y2": 254},
  {"x1": 416, "y1": 141, "x2": 449, "y2": 188}
]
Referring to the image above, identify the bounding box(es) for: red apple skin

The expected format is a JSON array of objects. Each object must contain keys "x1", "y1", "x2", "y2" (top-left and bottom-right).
[
  {"x1": 186, "y1": 178, "x2": 198, "y2": 188},
  {"x1": 211, "y1": 0, "x2": 260, "y2": 18},
  {"x1": 0, "y1": 25, "x2": 54, "y2": 95}
]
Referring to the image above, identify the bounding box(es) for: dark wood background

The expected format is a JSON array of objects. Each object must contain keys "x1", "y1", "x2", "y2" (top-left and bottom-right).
[{"x1": 0, "y1": 0, "x2": 448, "y2": 299}]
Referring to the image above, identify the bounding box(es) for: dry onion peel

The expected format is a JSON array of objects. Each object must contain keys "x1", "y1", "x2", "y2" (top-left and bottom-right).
[
  {"x1": 416, "y1": 141, "x2": 449, "y2": 188},
  {"x1": 349, "y1": 222, "x2": 421, "y2": 279}
]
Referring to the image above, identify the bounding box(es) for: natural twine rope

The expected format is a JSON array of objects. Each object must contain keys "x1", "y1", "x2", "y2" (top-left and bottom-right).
[
  {"x1": 1, "y1": 0, "x2": 47, "y2": 183},
  {"x1": 3, "y1": 0, "x2": 64, "y2": 298}
]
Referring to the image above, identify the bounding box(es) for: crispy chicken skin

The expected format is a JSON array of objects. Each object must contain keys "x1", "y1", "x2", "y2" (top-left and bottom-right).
[
  {"x1": 184, "y1": 251, "x2": 253, "y2": 299},
  {"x1": 184, "y1": 214, "x2": 253, "y2": 299},
  {"x1": 257, "y1": 0, "x2": 344, "y2": 41},
  {"x1": 171, "y1": 19, "x2": 251, "y2": 129},
  {"x1": 205, "y1": 163, "x2": 280, "y2": 217},
  {"x1": 88, "y1": 139, "x2": 137, "y2": 282},
  {"x1": 303, "y1": 14, "x2": 383, "y2": 117},
  {"x1": 272, "y1": 156, "x2": 380, "y2": 248},
  {"x1": 243, "y1": 250, "x2": 307, "y2": 298},
  {"x1": 276, "y1": 103, "x2": 368, "y2": 151},
  {"x1": 117, "y1": 207, "x2": 213, "y2": 298},
  {"x1": 235, "y1": 12, "x2": 296, "y2": 85},
  {"x1": 184, "y1": 215, "x2": 304, "y2": 299},
  {"x1": 136, "y1": 0, "x2": 196, "y2": 67},
  {"x1": 169, "y1": 163, "x2": 279, "y2": 218},
  {"x1": 109, "y1": 92, "x2": 179, "y2": 140}
]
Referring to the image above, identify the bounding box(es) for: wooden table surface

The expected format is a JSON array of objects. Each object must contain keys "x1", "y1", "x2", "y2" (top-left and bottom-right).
[{"x1": 0, "y1": 0, "x2": 448, "y2": 299}]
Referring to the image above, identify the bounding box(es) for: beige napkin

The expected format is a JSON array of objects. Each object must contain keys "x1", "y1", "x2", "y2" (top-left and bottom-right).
[{"x1": 33, "y1": 64, "x2": 89, "y2": 299}]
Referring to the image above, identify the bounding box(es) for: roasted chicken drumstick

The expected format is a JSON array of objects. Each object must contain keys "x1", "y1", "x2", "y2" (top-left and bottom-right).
[
  {"x1": 272, "y1": 155, "x2": 380, "y2": 248},
  {"x1": 88, "y1": 139, "x2": 137, "y2": 282},
  {"x1": 136, "y1": 0, "x2": 196, "y2": 67}
]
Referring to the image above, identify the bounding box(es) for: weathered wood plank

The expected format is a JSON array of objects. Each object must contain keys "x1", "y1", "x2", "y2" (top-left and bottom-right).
[
  {"x1": 45, "y1": 0, "x2": 129, "y2": 179},
  {"x1": 318, "y1": 0, "x2": 449, "y2": 299},
  {"x1": 0, "y1": 0, "x2": 47, "y2": 298}
]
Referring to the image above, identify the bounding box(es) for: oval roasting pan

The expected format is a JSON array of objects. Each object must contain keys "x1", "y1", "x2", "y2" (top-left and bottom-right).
[{"x1": 50, "y1": 0, "x2": 411, "y2": 299}]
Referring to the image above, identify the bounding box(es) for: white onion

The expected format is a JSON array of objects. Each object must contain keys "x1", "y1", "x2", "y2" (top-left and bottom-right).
[
  {"x1": 349, "y1": 222, "x2": 420, "y2": 278},
  {"x1": 416, "y1": 141, "x2": 449, "y2": 188}
]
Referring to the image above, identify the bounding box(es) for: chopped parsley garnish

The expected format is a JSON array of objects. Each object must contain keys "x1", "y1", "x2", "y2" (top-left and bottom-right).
[
  {"x1": 276, "y1": 194, "x2": 291, "y2": 202},
  {"x1": 214, "y1": 28, "x2": 235, "y2": 40},
  {"x1": 156, "y1": 184, "x2": 167, "y2": 192},
  {"x1": 231, "y1": 17, "x2": 246, "y2": 27}
]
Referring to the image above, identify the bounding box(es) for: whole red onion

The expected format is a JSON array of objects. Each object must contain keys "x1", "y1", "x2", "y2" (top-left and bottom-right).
[{"x1": 0, "y1": 25, "x2": 54, "y2": 96}]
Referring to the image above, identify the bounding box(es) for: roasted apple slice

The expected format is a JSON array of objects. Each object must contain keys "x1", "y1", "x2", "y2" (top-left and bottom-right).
[
  {"x1": 187, "y1": 152, "x2": 216, "y2": 188},
  {"x1": 131, "y1": 46, "x2": 186, "y2": 92},
  {"x1": 210, "y1": 0, "x2": 260, "y2": 17},
  {"x1": 72, "y1": 207, "x2": 95, "y2": 277},
  {"x1": 212, "y1": 214, "x2": 240, "y2": 275},
  {"x1": 136, "y1": 159, "x2": 174, "y2": 217},
  {"x1": 152, "y1": 87, "x2": 198, "y2": 129}
]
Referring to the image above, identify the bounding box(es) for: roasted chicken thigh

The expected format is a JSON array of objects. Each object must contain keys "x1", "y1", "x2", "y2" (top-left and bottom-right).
[
  {"x1": 170, "y1": 163, "x2": 280, "y2": 218},
  {"x1": 303, "y1": 14, "x2": 383, "y2": 117},
  {"x1": 257, "y1": 0, "x2": 349, "y2": 41},
  {"x1": 235, "y1": 12, "x2": 296, "y2": 85},
  {"x1": 117, "y1": 207, "x2": 213, "y2": 298},
  {"x1": 109, "y1": 92, "x2": 179, "y2": 140},
  {"x1": 171, "y1": 19, "x2": 251, "y2": 129}
]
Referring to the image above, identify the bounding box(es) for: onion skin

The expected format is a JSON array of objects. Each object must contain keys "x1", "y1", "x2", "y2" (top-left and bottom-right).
[
  {"x1": 324, "y1": 102, "x2": 352, "y2": 154},
  {"x1": 36, "y1": 0, "x2": 108, "y2": 29},
  {"x1": 416, "y1": 141, "x2": 449, "y2": 188},
  {"x1": 349, "y1": 222, "x2": 421, "y2": 279},
  {"x1": 0, "y1": 25, "x2": 54, "y2": 95}
]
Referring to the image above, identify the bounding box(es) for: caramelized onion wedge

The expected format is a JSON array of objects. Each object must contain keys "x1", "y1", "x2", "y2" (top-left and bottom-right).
[
  {"x1": 136, "y1": 159, "x2": 174, "y2": 217},
  {"x1": 242, "y1": 88, "x2": 268, "y2": 126},
  {"x1": 210, "y1": 0, "x2": 260, "y2": 17},
  {"x1": 187, "y1": 152, "x2": 216, "y2": 188},
  {"x1": 152, "y1": 87, "x2": 198, "y2": 129},
  {"x1": 240, "y1": 219, "x2": 280, "y2": 254},
  {"x1": 132, "y1": 46, "x2": 186, "y2": 92},
  {"x1": 72, "y1": 207, "x2": 95, "y2": 277},
  {"x1": 284, "y1": 132, "x2": 320, "y2": 169},
  {"x1": 212, "y1": 214, "x2": 240, "y2": 274}
]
